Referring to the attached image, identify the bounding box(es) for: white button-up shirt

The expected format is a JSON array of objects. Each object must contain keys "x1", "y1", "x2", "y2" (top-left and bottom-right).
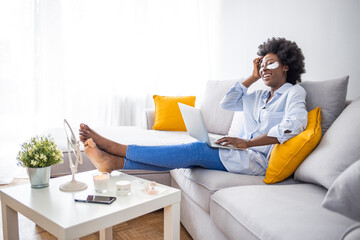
[{"x1": 218, "y1": 82, "x2": 308, "y2": 175}]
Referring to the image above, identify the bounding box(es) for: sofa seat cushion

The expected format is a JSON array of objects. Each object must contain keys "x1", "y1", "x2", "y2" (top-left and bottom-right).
[
  {"x1": 170, "y1": 168, "x2": 298, "y2": 213},
  {"x1": 210, "y1": 184, "x2": 356, "y2": 240}
]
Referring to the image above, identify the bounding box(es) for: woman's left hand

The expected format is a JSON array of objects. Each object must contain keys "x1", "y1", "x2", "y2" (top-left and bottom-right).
[{"x1": 215, "y1": 137, "x2": 249, "y2": 149}]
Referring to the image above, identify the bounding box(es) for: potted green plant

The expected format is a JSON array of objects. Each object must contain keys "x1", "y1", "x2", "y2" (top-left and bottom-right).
[{"x1": 17, "y1": 135, "x2": 63, "y2": 188}]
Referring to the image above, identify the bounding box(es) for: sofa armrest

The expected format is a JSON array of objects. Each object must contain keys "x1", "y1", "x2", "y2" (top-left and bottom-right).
[{"x1": 142, "y1": 108, "x2": 155, "y2": 130}]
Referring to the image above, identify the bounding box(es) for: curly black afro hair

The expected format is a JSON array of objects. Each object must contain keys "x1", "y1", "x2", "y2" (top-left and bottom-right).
[{"x1": 257, "y1": 37, "x2": 305, "y2": 84}]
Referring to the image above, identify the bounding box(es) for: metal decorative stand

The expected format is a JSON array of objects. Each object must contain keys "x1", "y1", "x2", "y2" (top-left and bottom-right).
[{"x1": 59, "y1": 119, "x2": 88, "y2": 192}]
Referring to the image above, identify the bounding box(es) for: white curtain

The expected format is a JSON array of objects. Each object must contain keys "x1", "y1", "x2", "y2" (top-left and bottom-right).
[
  {"x1": 0, "y1": 0, "x2": 219, "y2": 182},
  {"x1": 0, "y1": 0, "x2": 35, "y2": 182}
]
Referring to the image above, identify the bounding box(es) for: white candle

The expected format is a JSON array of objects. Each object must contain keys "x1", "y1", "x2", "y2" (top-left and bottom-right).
[{"x1": 93, "y1": 172, "x2": 110, "y2": 193}]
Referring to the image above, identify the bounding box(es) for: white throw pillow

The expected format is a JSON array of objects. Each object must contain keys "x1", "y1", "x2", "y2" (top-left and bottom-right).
[
  {"x1": 295, "y1": 97, "x2": 360, "y2": 189},
  {"x1": 322, "y1": 160, "x2": 360, "y2": 222},
  {"x1": 200, "y1": 79, "x2": 242, "y2": 135}
]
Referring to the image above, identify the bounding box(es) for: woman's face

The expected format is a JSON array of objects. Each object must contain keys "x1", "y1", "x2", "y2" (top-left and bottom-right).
[{"x1": 259, "y1": 53, "x2": 288, "y2": 89}]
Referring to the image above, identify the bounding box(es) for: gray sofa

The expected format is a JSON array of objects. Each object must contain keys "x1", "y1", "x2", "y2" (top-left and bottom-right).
[{"x1": 50, "y1": 77, "x2": 360, "y2": 240}]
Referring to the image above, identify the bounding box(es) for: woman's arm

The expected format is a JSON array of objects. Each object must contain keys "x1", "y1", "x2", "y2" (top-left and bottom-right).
[
  {"x1": 267, "y1": 86, "x2": 308, "y2": 144},
  {"x1": 219, "y1": 57, "x2": 263, "y2": 111},
  {"x1": 242, "y1": 56, "x2": 263, "y2": 88},
  {"x1": 216, "y1": 134, "x2": 279, "y2": 149},
  {"x1": 219, "y1": 82, "x2": 247, "y2": 111}
]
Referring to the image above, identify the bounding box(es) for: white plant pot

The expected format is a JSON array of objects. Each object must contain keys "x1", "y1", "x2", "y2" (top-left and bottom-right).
[{"x1": 27, "y1": 166, "x2": 51, "y2": 188}]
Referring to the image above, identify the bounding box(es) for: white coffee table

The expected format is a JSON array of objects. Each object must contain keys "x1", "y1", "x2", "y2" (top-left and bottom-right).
[{"x1": 0, "y1": 170, "x2": 181, "y2": 240}]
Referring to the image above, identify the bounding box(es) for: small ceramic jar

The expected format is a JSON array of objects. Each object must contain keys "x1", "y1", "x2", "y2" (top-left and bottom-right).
[{"x1": 116, "y1": 180, "x2": 131, "y2": 196}]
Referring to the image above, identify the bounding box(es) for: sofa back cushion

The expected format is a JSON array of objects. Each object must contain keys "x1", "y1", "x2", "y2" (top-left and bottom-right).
[
  {"x1": 228, "y1": 77, "x2": 348, "y2": 137},
  {"x1": 299, "y1": 76, "x2": 349, "y2": 135},
  {"x1": 200, "y1": 79, "x2": 241, "y2": 135},
  {"x1": 294, "y1": 97, "x2": 360, "y2": 189}
]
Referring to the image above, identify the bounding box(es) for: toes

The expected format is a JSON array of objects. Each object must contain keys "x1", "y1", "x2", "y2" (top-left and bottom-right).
[
  {"x1": 79, "y1": 136, "x2": 86, "y2": 143},
  {"x1": 80, "y1": 123, "x2": 90, "y2": 131},
  {"x1": 79, "y1": 129, "x2": 88, "y2": 137},
  {"x1": 85, "y1": 138, "x2": 96, "y2": 148}
]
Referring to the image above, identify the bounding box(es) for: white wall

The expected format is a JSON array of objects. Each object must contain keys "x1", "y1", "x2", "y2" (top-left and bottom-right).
[{"x1": 213, "y1": 0, "x2": 360, "y2": 99}]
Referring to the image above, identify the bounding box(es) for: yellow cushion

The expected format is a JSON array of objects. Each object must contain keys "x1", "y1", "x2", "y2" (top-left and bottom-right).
[
  {"x1": 152, "y1": 95, "x2": 196, "y2": 131},
  {"x1": 264, "y1": 107, "x2": 322, "y2": 184}
]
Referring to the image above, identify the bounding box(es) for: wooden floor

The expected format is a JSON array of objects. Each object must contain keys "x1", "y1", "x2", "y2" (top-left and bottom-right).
[{"x1": 0, "y1": 179, "x2": 193, "y2": 240}]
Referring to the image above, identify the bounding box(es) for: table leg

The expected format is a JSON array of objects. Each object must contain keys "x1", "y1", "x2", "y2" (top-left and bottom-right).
[
  {"x1": 164, "y1": 202, "x2": 180, "y2": 240},
  {"x1": 1, "y1": 201, "x2": 19, "y2": 240},
  {"x1": 100, "y1": 227, "x2": 113, "y2": 240}
]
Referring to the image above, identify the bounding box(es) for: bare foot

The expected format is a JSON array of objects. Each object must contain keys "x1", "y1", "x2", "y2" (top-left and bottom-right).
[
  {"x1": 79, "y1": 123, "x2": 127, "y2": 157},
  {"x1": 84, "y1": 138, "x2": 124, "y2": 173},
  {"x1": 79, "y1": 124, "x2": 109, "y2": 148}
]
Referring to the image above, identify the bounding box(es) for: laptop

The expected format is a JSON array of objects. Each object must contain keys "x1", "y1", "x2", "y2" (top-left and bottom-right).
[{"x1": 178, "y1": 103, "x2": 243, "y2": 150}]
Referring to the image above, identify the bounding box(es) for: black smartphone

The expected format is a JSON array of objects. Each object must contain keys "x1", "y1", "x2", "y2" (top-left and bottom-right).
[{"x1": 74, "y1": 195, "x2": 116, "y2": 204}]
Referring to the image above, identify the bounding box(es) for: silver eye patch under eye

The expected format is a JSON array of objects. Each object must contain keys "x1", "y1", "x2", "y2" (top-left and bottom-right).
[{"x1": 267, "y1": 62, "x2": 279, "y2": 70}]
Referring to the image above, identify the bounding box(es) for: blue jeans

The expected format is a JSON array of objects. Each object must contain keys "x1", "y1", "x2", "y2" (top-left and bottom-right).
[{"x1": 124, "y1": 141, "x2": 226, "y2": 171}]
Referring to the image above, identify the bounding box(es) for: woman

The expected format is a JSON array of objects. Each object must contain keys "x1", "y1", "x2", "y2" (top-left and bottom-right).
[{"x1": 80, "y1": 37, "x2": 307, "y2": 176}]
